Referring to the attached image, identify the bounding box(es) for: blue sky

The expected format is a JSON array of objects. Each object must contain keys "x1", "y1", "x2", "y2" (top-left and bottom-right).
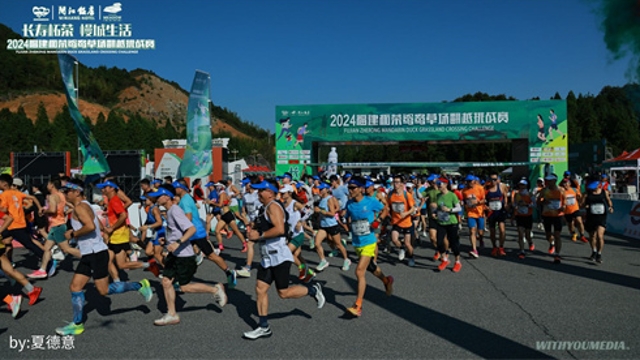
[{"x1": 0, "y1": 0, "x2": 633, "y2": 132}]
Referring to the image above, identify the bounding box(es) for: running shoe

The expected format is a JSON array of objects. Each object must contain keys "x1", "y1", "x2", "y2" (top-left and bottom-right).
[
  {"x1": 236, "y1": 266, "x2": 251, "y2": 278},
  {"x1": 571, "y1": 233, "x2": 578, "y2": 242},
  {"x1": 398, "y1": 249, "x2": 406, "y2": 261},
  {"x1": 303, "y1": 269, "x2": 316, "y2": 283},
  {"x1": 226, "y1": 230, "x2": 233, "y2": 239},
  {"x1": 342, "y1": 259, "x2": 351, "y2": 271},
  {"x1": 529, "y1": 243, "x2": 535, "y2": 252},
  {"x1": 433, "y1": 251, "x2": 441, "y2": 261},
  {"x1": 595, "y1": 254, "x2": 602, "y2": 264},
  {"x1": 154, "y1": 313, "x2": 180, "y2": 326},
  {"x1": 4, "y1": 294, "x2": 21, "y2": 318},
  {"x1": 218, "y1": 244, "x2": 225, "y2": 252},
  {"x1": 51, "y1": 245, "x2": 65, "y2": 261},
  {"x1": 146, "y1": 258, "x2": 160, "y2": 277},
  {"x1": 437, "y1": 259, "x2": 450, "y2": 271},
  {"x1": 312, "y1": 283, "x2": 325, "y2": 308},
  {"x1": 27, "y1": 287, "x2": 42, "y2": 305},
  {"x1": 47, "y1": 260, "x2": 58, "y2": 278},
  {"x1": 213, "y1": 248, "x2": 221, "y2": 256},
  {"x1": 498, "y1": 247, "x2": 507, "y2": 256},
  {"x1": 491, "y1": 247, "x2": 499, "y2": 257},
  {"x1": 55, "y1": 322, "x2": 85, "y2": 335},
  {"x1": 316, "y1": 259, "x2": 329, "y2": 271},
  {"x1": 452, "y1": 261, "x2": 462, "y2": 273},
  {"x1": 27, "y1": 269, "x2": 47, "y2": 279},
  {"x1": 138, "y1": 279, "x2": 154, "y2": 302},
  {"x1": 553, "y1": 255, "x2": 562, "y2": 264},
  {"x1": 384, "y1": 276, "x2": 394, "y2": 296},
  {"x1": 518, "y1": 252, "x2": 526, "y2": 260},
  {"x1": 196, "y1": 252, "x2": 204, "y2": 266},
  {"x1": 227, "y1": 270, "x2": 237, "y2": 289},
  {"x1": 130, "y1": 250, "x2": 138, "y2": 262},
  {"x1": 589, "y1": 252, "x2": 597, "y2": 262},
  {"x1": 213, "y1": 283, "x2": 227, "y2": 307},
  {"x1": 328, "y1": 249, "x2": 340, "y2": 258},
  {"x1": 548, "y1": 244, "x2": 555, "y2": 254},
  {"x1": 407, "y1": 258, "x2": 415, "y2": 267},
  {"x1": 298, "y1": 264, "x2": 307, "y2": 280},
  {"x1": 580, "y1": 235, "x2": 589, "y2": 243},
  {"x1": 469, "y1": 250, "x2": 479, "y2": 258},
  {"x1": 346, "y1": 305, "x2": 362, "y2": 317},
  {"x1": 241, "y1": 242, "x2": 248, "y2": 253},
  {"x1": 243, "y1": 326, "x2": 272, "y2": 340}
]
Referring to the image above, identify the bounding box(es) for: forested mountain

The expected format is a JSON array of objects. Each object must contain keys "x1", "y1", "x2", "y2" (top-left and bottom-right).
[{"x1": 0, "y1": 23, "x2": 273, "y2": 168}]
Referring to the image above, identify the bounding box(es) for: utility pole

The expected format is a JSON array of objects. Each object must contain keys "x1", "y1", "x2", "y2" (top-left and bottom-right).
[{"x1": 230, "y1": 149, "x2": 238, "y2": 162}]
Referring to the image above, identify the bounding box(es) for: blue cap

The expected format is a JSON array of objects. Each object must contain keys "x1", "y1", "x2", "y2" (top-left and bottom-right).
[
  {"x1": 96, "y1": 180, "x2": 118, "y2": 190},
  {"x1": 251, "y1": 180, "x2": 279, "y2": 193},
  {"x1": 147, "y1": 187, "x2": 175, "y2": 199},
  {"x1": 172, "y1": 181, "x2": 189, "y2": 192},
  {"x1": 282, "y1": 172, "x2": 292, "y2": 180},
  {"x1": 348, "y1": 178, "x2": 366, "y2": 188},
  {"x1": 601, "y1": 173, "x2": 608, "y2": 178},
  {"x1": 409, "y1": 175, "x2": 416, "y2": 180},
  {"x1": 587, "y1": 181, "x2": 600, "y2": 190},
  {"x1": 458, "y1": 184, "x2": 466, "y2": 190},
  {"x1": 316, "y1": 182, "x2": 330, "y2": 190},
  {"x1": 343, "y1": 172, "x2": 352, "y2": 179},
  {"x1": 241, "y1": 178, "x2": 251, "y2": 186},
  {"x1": 151, "y1": 179, "x2": 162, "y2": 186},
  {"x1": 312, "y1": 175, "x2": 320, "y2": 181},
  {"x1": 205, "y1": 181, "x2": 215, "y2": 187},
  {"x1": 62, "y1": 183, "x2": 83, "y2": 192},
  {"x1": 427, "y1": 174, "x2": 438, "y2": 182},
  {"x1": 465, "y1": 174, "x2": 475, "y2": 181},
  {"x1": 140, "y1": 195, "x2": 147, "y2": 201},
  {"x1": 564, "y1": 171, "x2": 571, "y2": 176},
  {"x1": 365, "y1": 180, "x2": 374, "y2": 188}
]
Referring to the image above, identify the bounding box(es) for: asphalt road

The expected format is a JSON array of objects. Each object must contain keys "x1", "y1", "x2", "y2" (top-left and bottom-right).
[{"x1": 1, "y1": 225, "x2": 639, "y2": 360}]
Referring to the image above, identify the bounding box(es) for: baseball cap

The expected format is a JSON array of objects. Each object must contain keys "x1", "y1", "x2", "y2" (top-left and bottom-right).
[
  {"x1": 465, "y1": 174, "x2": 475, "y2": 181},
  {"x1": 312, "y1": 175, "x2": 321, "y2": 181},
  {"x1": 519, "y1": 179, "x2": 529, "y2": 185},
  {"x1": 587, "y1": 181, "x2": 600, "y2": 190},
  {"x1": 241, "y1": 178, "x2": 251, "y2": 186},
  {"x1": 343, "y1": 172, "x2": 352, "y2": 179},
  {"x1": 405, "y1": 182, "x2": 414, "y2": 188},
  {"x1": 348, "y1": 178, "x2": 366, "y2": 188},
  {"x1": 427, "y1": 174, "x2": 438, "y2": 182},
  {"x1": 172, "y1": 181, "x2": 189, "y2": 192},
  {"x1": 62, "y1": 183, "x2": 83, "y2": 192},
  {"x1": 13, "y1": 178, "x2": 23, "y2": 187},
  {"x1": 279, "y1": 184, "x2": 294, "y2": 193},
  {"x1": 365, "y1": 180, "x2": 374, "y2": 188},
  {"x1": 282, "y1": 172, "x2": 293, "y2": 180},
  {"x1": 205, "y1": 181, "x2": 215, "y2": 187},
  {"x1": 251, "y1": 180, "x2": 279, "y2": 193},
  {"x1": 214, "y1": 182, "x2": 226, "y2": 189},
  {"x1": 564, "y1": 171, "x2": 571, "y2": 176},
  {"x1": 151, "y1": 179, "x2": 162, "y2": 186},
  {"x1": 436, "y1": 177, "x2": 449, "y2": 184},
  {"x1": 544, "y1": 174, "x2": 558, "y2": 181},
  {"x1": 316, "y1": 182, "x2": 330, "y2": 191},
  {"x1": 147, "y1": 187, "x2": 175, "y2": 199},
  {"x1": 140, "y1": 195, "x2": 147, "y2": 201},
  {"x1": 96, "y1": 180, "x2": 118, "y2": 190}
]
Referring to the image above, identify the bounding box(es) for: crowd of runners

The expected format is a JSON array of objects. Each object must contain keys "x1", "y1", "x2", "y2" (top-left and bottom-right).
[{"x1": 0, "y1": 169, "x2": 614, "y2": 339}]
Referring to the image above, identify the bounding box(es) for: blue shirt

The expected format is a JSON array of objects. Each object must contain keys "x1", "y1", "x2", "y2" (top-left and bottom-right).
[
  {"x1": 345, "y1": 196, "x2": 384, "y2": 247},
  {"x1": 332, "y1": 185, "x2": 349, "y2": 210},
  {"x1": 179, "y1": 194, "x2": 207, "y2": 240}
]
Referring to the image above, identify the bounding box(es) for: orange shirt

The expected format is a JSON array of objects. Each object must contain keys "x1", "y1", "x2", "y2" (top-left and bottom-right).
[
  {"x1": 563, "y1": 188, "x2": 580, "y2": 215},
  {"x1": 388, "y1": 190, "x2": 415, "y2": 228},
  {"x1": 0, "y1": 189, "x2": 27, "y2": 230},
  {"x1": 49, "y1": 192, "x2": 67, "y2": 227},
  {"x1": 513, "y1": 191, "x2": 533, "y2": 217},
  {"x1": 541, "y1": 188, "x2": 564, "y2": 217},
  {"x1": 462, "y1": 186, "x2": 485, "y2": 218}
]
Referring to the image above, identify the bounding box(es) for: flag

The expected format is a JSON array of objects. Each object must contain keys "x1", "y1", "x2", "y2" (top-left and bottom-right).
[
  {"x1": 178, "y1": 70, "x2": 212, "y2": 178},
  {"x1": 57, "y1": 54, "x2": 110, "y2": 175}
]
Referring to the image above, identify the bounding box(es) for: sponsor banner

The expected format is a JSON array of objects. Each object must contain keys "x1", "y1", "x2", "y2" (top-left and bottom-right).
[
  {"x1": 178, "y1": 71, "x2": 213, "y2": 178},
  {"x1": 607, "y1": 199, "x2": 640, "y2": 240},
  {"x1": 58, "y1": 53, "x2": 110, "y2": 175}
]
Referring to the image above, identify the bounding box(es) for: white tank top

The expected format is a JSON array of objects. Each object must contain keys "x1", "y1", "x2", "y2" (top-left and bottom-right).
[
  {"x1": 285, "y1": 199, "x2": 303, "y2": 237},
  {"x1": 71, "y1": 200, "x2": 108, "y2": 256}
]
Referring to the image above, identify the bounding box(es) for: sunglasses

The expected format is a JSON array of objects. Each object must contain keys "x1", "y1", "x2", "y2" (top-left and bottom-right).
[
  {"x1": 490, "y1": 178, "x2": 499, "y2": 181},
  {"x1": 393, "y1": 180, "x2": 402, "y2": 183},
  {"x1": 348, "y1": 186, "x2": 358, "y2": 190}
]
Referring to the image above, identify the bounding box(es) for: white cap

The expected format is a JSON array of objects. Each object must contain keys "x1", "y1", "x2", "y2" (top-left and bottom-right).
[
  {"x1": 215, "y1": 182, "x2": 226, "y2": 188},
  {"x1": 13, "y1": 178, "x2": 23, "y2": 186},
  {"x1": 279, "y1": 184, "x2": 294, "y2": 193},
  {"x1": 544, "y1": 174, "x2": 558, "y2": 181},
  {"x1": 405, "y1": 183, "x2": 414, "y2": 188}
]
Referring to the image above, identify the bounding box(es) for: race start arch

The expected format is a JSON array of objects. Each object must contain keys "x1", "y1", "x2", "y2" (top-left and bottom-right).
[{"x1": 275, "y1": 100, "x2": 568, "y2": 181}]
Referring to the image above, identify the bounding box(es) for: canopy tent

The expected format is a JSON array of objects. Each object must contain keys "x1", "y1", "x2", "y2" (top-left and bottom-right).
[
  {"x1": 242, "y1": 165, "x2": 275, "y2": 176},
  {"x1": 602, "y1": 148, "x2": 640, "y2": 170}
]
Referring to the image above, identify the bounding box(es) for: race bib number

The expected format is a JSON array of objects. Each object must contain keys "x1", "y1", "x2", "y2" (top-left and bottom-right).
[
  {"x1": 146, "y1": 229, "x2": 156, "y2": 238},
  {"x1": 547, "y1": 200, "x2": 561, "y2": 210},
  {"x1": 391, "y1": 202, "x2": 405, "y2": 213},
  {"x1": 590, "y1": 204, "x2": 605, "y2": 215},
  {"x1": 518, "y1": 206, "x2": 530, "y2": 214},
  {"x1": 245, "y1": 202, "x2": 255, "y2": 213},
  {"x1": 437, "y1": 210, "x2": 450, "y2": 223},
  {"x1": 565, "y1": 197, "x2": 576, "y2": 206},
  {"x1": 488, "y1": 201, "x2": 502, "y2": 211},
  {"x1": 351, "y1": 219, "x2": 371, "y2": 236},
  {"x1": 465, "y1": 197, "x2": 477, "y2": 207}
]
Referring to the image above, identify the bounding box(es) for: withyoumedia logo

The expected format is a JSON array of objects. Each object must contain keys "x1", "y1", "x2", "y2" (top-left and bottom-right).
[{"x1": 536, "y1": 341, "x2": 629, "y2": 351}]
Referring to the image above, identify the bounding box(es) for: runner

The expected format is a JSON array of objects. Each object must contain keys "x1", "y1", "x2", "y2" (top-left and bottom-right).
[
  {"x1": 173, "y1": 180, "x2": 239, "y2": 287},
  {"x1": 279, "y1": 184, "x2": 315, "y2": 282},
  {"x1": 55, "y1": 181, "x2": 153, "y2": 335},
  {"x1": 580, "y1": 180, "x2": 614, "y2": 264},
  {"x1": 547, "y1": 109, "x2": 565, "y2": 142},
  {"x1": 434, "y1": 177, "x2": 463, "y2": 272},
  {"x1": 213, "y1": 182, "x2": 249, "y2": 255},
  {"x1": 204, "y1": 181, "x2": 221, "y2": 237},
  {"x1": 485, "y1": 173, "x2": 509, "y2": 257},
  {"x1": 138, "y1": 195, "x2": 165, "y2": 267},
  {"x1": 387, "y1": 175, "x2": 418, "y2": 266},
  {"x1": 462, "y1": 174, "x2": 485, "y2": 258},
  {"x1": 344, "y1": 176, "x2": 393, "y2": 317},
  {"x1": 243, "y1": 179, "x2": 324, "y2": 340},
  {"x1": 0, "y1": 174, "x2": 45, "y2": 267},
  {"x1": 561, "y1": 179, "x2": 587, "y2": 243},
  {"x1": 313, "y1": 181, "x2": 350, "y2": 271},
  {"x1": 27, "y1": 177, "x2": 81, "y2": 279},
  {"x1": 146, "y1": 185, "x2": 227, "y2": 326},
  {"x1": 537, "y1": 174, "x2": 565, "y2": 264},
  {"x1": 512, "y1": 179, "x2": 535, "y2": 259}
]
